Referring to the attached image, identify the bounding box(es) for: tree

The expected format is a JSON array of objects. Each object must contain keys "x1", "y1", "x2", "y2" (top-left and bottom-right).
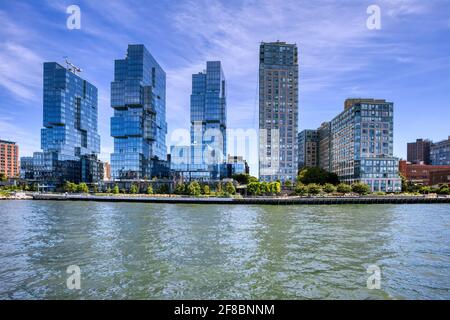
[
  {"x1": 247, "y1": 182, "x2": 260, "y2": 196},
  {"x1": 202, "y1": 184, "x2": 210, "y2": 195},
  {"x1": 284, "y1": 180, "x2": 292, "y2": 189},
  {"x1": 297, "y1": 167, "x2": 339, "y2": 185},
  {"x1": 351, "y1": 182, "x2": 371, "y2": 195},
  {"x1": 106, "y1": 187, "x2": 112, "y2": 194},
  {"x1": 64, "y1": 181, "x2": 78, "y2": 193},
  {"x1": 260, "y1": 182, "x2": 269, "y2": 195},
  {"x1": 130, "y1": 184, "x2": 138, "y2": 194},
  {"x1": 187, "y1": 181, "x2": 201, "y2": 196},
  {"x1": 307, "y1": 183, "x2": 322, "y2": 195},
  {"x1": 0, "y1": 173, "x2": 6, "y2": 182},
  {"x1": 147, "y1": 185, "x2": 153, "y2": 195},
  {"x1": 174, "y1": 182, "x2": 185, "y2": 195},
  {"x1": 232, "y1": 173, "x2": 249, "y2": 185},
  {"x1": 77, "y1": 183, "x2": 89, "y2": 193},
  {"x1": 248, "y1": 176, "x2": 259, "y2": 183},
  {"x1": 270, "y1": 182, "x2": 281, "y2": 194},
  {"x1": 400, "y1": 173, "x2": 409, "y2": 192},
  {"x1": 337, "y1": 183, "x2": 352, "y2": 194},
  {"x1": 295, "y1": 184, "x2": 308, "y2": 196},
  {"x1": 323, "y1": 183, "x2": 336, "y2": 193},
  {"x1": 112, "y1": 185, "x2": 119, "y2": 194},
  {"x1": 419, "y1": 186, "x2": 432, "y2": 194},
  {"x1": 437, "y1": 185, "x2": 450, "y2": 195},
  {"x1": 225, "y1": 181, "x2": 236, "y2": 195},
  {"x1": 156, "y1": 184, "x2": 170, "y2": 194}
]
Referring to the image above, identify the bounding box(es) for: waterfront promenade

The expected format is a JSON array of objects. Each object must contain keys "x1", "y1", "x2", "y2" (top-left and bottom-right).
[{"x1": 29, "y1": 193, "x2": 450, "y2": 205}]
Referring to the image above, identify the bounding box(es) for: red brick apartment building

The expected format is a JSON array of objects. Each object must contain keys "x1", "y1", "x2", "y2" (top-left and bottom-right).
[
  {"x1": 0, "y1": 139, "x2": 19, "y2": 178},
  {"x1": 399, "y1": 160, "x2": 450, "y2": 186}
]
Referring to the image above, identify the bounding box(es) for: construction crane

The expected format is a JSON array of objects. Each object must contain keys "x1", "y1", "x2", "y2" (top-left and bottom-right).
[{"x1": 64, "y1": 57, "x2": 82, "y2": 75}]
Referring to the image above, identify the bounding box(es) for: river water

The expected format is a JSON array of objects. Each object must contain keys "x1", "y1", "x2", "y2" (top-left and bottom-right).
[{"x1": 0, "y1": 201, "x2": 449, "y2": 299}]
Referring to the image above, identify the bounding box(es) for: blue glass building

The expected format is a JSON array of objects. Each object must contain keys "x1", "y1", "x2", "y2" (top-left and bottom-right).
[
  {"x1": 190, "y1": 61, "x2": 227, "y2": 167},
  {"x1": 41, "y1": 62, "x2": 100, "y2": 160},
  {"x1": 110, "y1": 45, "x2": 168, "y2": 179},
  {"x1": 21, "y1": 62, "x2": 103, "y2": 186}
]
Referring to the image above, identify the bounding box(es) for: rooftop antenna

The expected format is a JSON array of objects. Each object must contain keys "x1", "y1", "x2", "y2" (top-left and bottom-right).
[{"x1": 63, "y1": 56, "x2": 82, "y2": 75}]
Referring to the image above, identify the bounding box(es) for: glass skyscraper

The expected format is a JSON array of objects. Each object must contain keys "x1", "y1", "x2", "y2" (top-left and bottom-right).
[
  {"x1": 259, "y1": 42, "x2": 299, "y2": 183},
  {"x1": 190, "y1": 61, "x2": 227, "y2": 167},
  {"x1": 111, "y1": 44, "x2": 168, "y2": 179},
  {"x1": 21, "y1": 62, "x2": 102, "y2": 186},
  {"x1": 41, "y1": 62, "x2": 100, "y2": 160}
]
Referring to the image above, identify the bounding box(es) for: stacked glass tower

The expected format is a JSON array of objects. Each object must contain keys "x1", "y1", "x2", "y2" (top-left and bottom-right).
[
  {"x1": 20, "y1": 62, "x2": 102, "y2": 186},
  {"x1": 190, "y1": 61, "x2": 227, "y2": 167},
  {"x1": 330, "y1": 99, "x2": 401, "y2": 192},
  {"x1": 259, "y1": 41, "x2": 299, "y2": 182},
  {"x1": 41, "y1": 62, "x2": 100, "y2": 160},
  {"x1": 110, "y1": 45, "x2": 168, "y2": 179}
]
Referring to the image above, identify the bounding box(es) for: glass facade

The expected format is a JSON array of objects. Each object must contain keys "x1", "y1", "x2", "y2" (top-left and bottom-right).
[
  {"x1": 259, "y1": 42, "x2": 298, "y2": 182},
  {"x1": 330, "y1": 99, "x2": 401, "y2": 192},
  {"x1": 111, "y1": 45, "x2": 168, "y2": 179},
  {"x1": 190, "y1": 61, "x2": 227, "y2": 166},
  {"x1": 298, "y1": 129, "x2": 319, "y2": 169},
  {"x1": 41, "y1": 62, "x2": 100, "y2": 160}
]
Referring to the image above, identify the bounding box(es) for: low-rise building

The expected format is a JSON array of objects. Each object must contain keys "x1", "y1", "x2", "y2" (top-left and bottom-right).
[{"x1": 399, "y1": 160, "x2": 450, "y2": 185}]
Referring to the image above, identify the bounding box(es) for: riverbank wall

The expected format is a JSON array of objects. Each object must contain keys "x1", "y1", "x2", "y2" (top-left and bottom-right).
[{"x1": 30, "y1": 194, "x2": 450, "y2": 205}]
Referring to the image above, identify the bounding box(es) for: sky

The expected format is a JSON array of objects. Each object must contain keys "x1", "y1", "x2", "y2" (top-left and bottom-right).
[{"x1": 0, "y1": 0, "x2": 449, "y2": 176}]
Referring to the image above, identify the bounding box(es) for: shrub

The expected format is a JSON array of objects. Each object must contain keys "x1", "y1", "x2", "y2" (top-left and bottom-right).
[
  {"x1": 295, "y1": 184, "x2": 308, "y2": 196},
  {"x1": 269, "y1": 181, "x2": 281, "y2": 194},
  {"x1": 202, "y1": 184, "x2": 210, "y2": 195},
  {"x1": 112, "y1": 185, "x2": 119, "y2": 194},
  {"x1": 437, "y1": 185, "x2": 450, "y2": 195},
  {"x1": 351, "y1": 183, "x2": 371, "y2": 195},
  {"x1": 260, "y1": 182, "x2": 269, "y2": 195},
  {"x1": 247, "y1": 182, "x2": 260, "y2": 195},
  {"x1": 156, "y1": 184, "x2": 170, "y2": 194},
  {"x1": 64, "y1": 181, "x2": 78, "y2": 193},
  {"x1": 225, "y1": 181, "x2": 236, "y2": 195},
  {"x1": 147, "y1": 185, "x2": 153, "y2": 195},
  {"x1": 337, "y1": 183, "x2": 352, "y2": 194},
  {"x1": 307, "y1": 183, "x2": 322, "y2": 195},
  {"x1": 419, "y1": 186, "x2": 432, "y2": 194},
  {"x1": 323, "y1": 183, "x2": 336, "y2": 193},
  {"x1": 106, "y1": 187, "x2": 112, "y2": 194},
  {"x1": 187, "y1": 181, "x2": 201, "y2": 196},
  {"x1": 284, "y1": 180, "x2": 292, "y2": 189},
  {"x1": 130, "y1": 184, "x2": 138, "y2": 194},
  {"x1": 174, "y1": 182, "x2": 185, "y2": 195},
  {"x1": 77, "y1": 183, "x2": 89, "y2": 193}
]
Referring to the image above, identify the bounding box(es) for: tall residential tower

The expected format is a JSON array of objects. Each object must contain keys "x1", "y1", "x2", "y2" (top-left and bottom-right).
[
  {"x1": 259, "y1": 41, "x2": 298, "y2": 182},
  {"x1": 111, "y1": 45, "x2": 168, "y2": 179}
]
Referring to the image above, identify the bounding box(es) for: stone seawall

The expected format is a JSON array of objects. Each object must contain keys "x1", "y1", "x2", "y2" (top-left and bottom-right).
[{"x1": 31, "y1": 194, "x2": 450, "y2": 205}]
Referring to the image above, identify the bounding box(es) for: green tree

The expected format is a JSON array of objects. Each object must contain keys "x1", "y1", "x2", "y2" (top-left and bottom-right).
[
  {"x1": 147, "y1": 185, "x2": 153, "y2": 195},
  {"x1": 295, "y1": 184, "x2": 308, "y2": 196},
  {"x1": 202, "y1": 184, "x2": 210, "y2": 195},
  {"x1": 232, "y1": 173, "x2": 251, "y2": 185},
  {"x1": 307, "y1": 183, "x2": 322, "y2": 195},
  {"x1": 247, "y1": 182, "x2": 260, "y2": 196},
  {"x1": 351, "y1": 182, "x2": 371, "y2": 195},
  {"x1": 64, "y1": 181, "x2": 77, "y2": 193},
  {"x1": 400, "y1": 173, "x2": 409, "y2": 192},
  {"x1": 106, "y1": 187, "x2": 112, "y2": 194},
  {"x1": 284, "y1": 180, "x2": 292, "y2": 189},
  {"x1": 77, "y1": 183, "x2": 89, "y2": 193},
  {"x1": 225, "y1": 181, "x2": 236, "y2": 195},
  {"x1": 337, "y1": 183, "x2": 352, "y2": 194},
  {"x1": 437, "y1": 185, "x2": 450, "y2": 195},
  {"x1": 174, "y1": 182, "x2": 185, "y2": 195},
  {"x1": 260, "y1": 182, "x2": 269, "y2": 195},
  {"x1": 297, "y1": 167, "x2": 339, "y2": 185},
  {"x1": 248, "y1": 176, "x2": 259, "y2": 183},
  {"x1": 270, "y1": 182, "x2": 281, "y2": 194},
  {"x1": 419, "y1": 186, "x2": 432, "y2": 194},
  {"x1": 187, "y1": 181, "x2": 201, "y2": 196},
  {"x1": 130, "y1": 184, "x2": 138, "y2": 194},
  {"x1": 112, "y1": 185, "x2": 119, "y2": 194},
  {"x1": 323, "y1": 183, "x2": 336, "y2": 193},
  {"x1": 0, "y1": 173, "x2": 6, "y2": 181},
  {"x1": 156, "y1": 184, "x2": 169, "y2": 194}
]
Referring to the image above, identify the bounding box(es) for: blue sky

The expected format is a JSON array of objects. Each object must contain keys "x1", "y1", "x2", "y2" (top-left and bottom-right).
[{"x1": 0, "y1": 0, "x2": 449, "y2": 169}]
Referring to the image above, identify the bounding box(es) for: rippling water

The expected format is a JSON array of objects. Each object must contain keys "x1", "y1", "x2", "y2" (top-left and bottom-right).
[{"x1": 0, "y1": 201, "x2": 449, "y2": 299}]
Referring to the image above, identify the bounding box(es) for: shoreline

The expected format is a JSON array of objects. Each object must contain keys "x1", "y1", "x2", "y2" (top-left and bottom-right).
[{"x1": 11, "y1": 193, "x2": 449, "y2": 205}]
